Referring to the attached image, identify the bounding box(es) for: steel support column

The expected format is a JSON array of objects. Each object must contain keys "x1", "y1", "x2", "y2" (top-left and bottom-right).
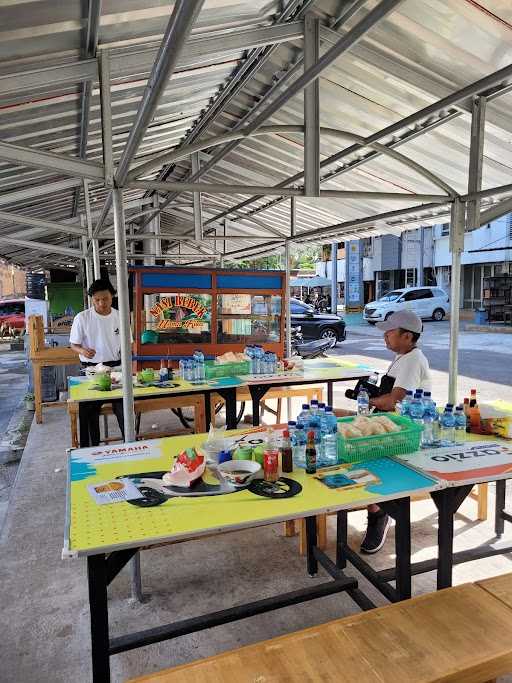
[
  {"x1": 191, "y1": 153, "x2": 203, "y2": 241},
  {"x1": 304, "y1": 13, "x2": 320, "y2": 197},
  {"x1": 418, "y1": 225, "x2": 425, "y2": 287},
  {"x1": 82, "y1": 234, "x2": 93, "y2": 294},
  {"x1": 448, "y1": 198, "x2": 465, "y2": 404},
  {"x1": 331, "y1": 242, "x2": 338, "y2": 314},
  {"x1": 112, "y1": 188, "x2": 136, "y2": 442},
  {"x1": 115, "y1": 0, "x2": 204, "y2": 186},
  {"x1": 467, "y1": 96, "x2": 487, "y2": 231},
  {"x1": 99, "y1": 50, "x2": 114, "y2": 188}
]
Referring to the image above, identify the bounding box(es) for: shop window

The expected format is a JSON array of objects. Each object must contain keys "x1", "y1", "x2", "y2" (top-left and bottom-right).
[
  {"x1": 217, "y1": 294, "x2": 281, "y2": 344},
  {"x1": 143, "y1": 292, "x2": 212, "y2": 344}
]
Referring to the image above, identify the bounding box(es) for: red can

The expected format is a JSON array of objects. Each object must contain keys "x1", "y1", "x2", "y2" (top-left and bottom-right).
[{"x1": 263, "y1": 449, "x2": 279, "y2": 482}]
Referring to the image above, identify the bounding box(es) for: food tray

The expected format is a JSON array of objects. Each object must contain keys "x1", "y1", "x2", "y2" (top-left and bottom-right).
[
  {"x1": 336, "y1": 413, "x2": 422, "y2": 464},
  {"x1": 204, "y1": 360, "x2": 250, "y2": 380}
]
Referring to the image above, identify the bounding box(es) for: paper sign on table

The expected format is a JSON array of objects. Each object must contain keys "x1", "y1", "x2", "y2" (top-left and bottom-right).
[{"x1": 87, "y1": 478, "x2": 144, "y2": 505}]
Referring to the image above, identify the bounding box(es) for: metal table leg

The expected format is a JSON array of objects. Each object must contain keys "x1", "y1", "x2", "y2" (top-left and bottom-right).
[
  {"x1": 248, "y1": 384, "x2": 270, "y2": 427},
  {"x1": 130, "y1": 552, "x2": 145, "y2": 603},
  {"x1": 336, "y1": 510, "x2": 347, "y2": 569},
  {"x1": 305, "y1": 515, "x2": 318, "y2": 577},
  {"x1": 495, "y1": 479, "x2": 506, "y2": 538},
  {"x1": 431, "y1": 486, "x2": 473, "y2": 590},
  {"x1": 327, "y1": 380, "x2": 333, "y2": 407},
  {"x1": 378, "y1": 498, "x2": 412, "y2": 600},
  {"x1": 216, "y1": 387, "x2": 238, "y2": 430},
  {"x1": 87, "y1": 554, "x2": 111, "y2": 683}
]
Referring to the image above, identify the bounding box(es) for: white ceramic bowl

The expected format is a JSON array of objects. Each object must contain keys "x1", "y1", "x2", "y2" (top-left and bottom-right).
[{"x1": 218, "y1": 459, "x2": 261, "y2": 486}]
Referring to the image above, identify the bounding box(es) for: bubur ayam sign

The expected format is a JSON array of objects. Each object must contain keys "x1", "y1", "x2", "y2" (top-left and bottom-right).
[{"x1": 150, "y1": 295, "x2": 210, "y2": 330}]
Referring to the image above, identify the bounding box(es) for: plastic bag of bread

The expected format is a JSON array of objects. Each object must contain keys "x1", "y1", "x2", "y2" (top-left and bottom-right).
[
  {"x1": 353, "y1": 416, "x2": 371, "y2": 430},
  {"x1": 372, "y1": 415, "x2": 401, "y2": 433},
  {"x1": 369, "y1": 421, "x2": 387, "y2": 435},
  {"x1": 339, "y1": 423, "x2": 363, "y2": 439}
]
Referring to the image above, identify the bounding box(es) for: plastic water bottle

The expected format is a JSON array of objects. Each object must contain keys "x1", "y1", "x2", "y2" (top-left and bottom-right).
[
  {"x1": 400, "y1": 390, "x2": 413, "y2": 417},
  {"x1": 440, "y1": 404, "x2": 456, "y2": 443},
  {"x1": 454, "y1": 406, "x2": 466, "y2": 435},
  {"x1": 357, "y1": 388, "x2": 370, "y2": 416},
  {"x1": 193, "y1": 350, "x2": 205, "y2": 382},
  {"x1": 287, "y1": 420, "x2": 297, "y2": 444},
  {"x1": 253, "y1": 346, "x2": 263, "y2": 374},
  {"x1": 421, "y1": 391, "x2": 437, "y2": 446},
  {"x1": 297, "y1": 404, "x2": 310, "y2": 428},
  {"x1": 184, "y1": 359, "x2": 194, "y2": 382},
  {"x1": 409, "y1": 391, "x2": 425, "y2": 424},
  {"x1": 292, "y1": 424, "x2": 306, "y2": 467},
  {"x1": 321, "y1": 407, "x2": 338, "y2": 465}
]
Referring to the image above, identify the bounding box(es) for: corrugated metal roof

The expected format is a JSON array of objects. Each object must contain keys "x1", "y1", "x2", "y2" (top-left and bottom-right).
[{"x1": 0, "y1": 0, "x2": 511, "y2": 268}]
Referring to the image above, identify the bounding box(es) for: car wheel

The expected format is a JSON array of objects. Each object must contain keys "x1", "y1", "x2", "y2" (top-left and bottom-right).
[
  {"x1": 432, "y1": 308, "x2": 445, "y2": 321},
  {"x1": 384, "y1": 312, "x2": 394, "y2": 321},
  {"x1": 320, "y1": 327, "x2": 339, "y2": 344}
]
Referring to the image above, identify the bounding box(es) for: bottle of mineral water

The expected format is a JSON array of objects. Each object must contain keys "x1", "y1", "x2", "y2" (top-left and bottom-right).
[
  {"x1": 292, "y1": 424, "x2": 306, "y2": 467},
  {"x1": 320, "y1": 406, "x2": 338, "y2": 465},
  {"x1": 409, "y1": 391, "x2": 425, "y2": 424},
  {"x1": 421, "y1": 391, "x2": 437, "y2": 446},
  {"x1": 440, "y1": 404, "x2": 456, "y2": 443},
  {"x1": 297, "y1": 404, "x2": 310, "y2": 428},
  {"x1": 454, "y1": 406, "x2": 467, "y2": 435},
  {"x1": 357, "y1": 388, "x2": 370, "y2": 416},
  {"x1": 400, "y1": 390, "x2": 413, "y2": 417}
]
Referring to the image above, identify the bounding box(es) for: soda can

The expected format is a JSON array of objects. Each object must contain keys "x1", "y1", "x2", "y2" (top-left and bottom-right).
[{"x1": 263, "y1": 449, "x2": 279, "y2": 482}]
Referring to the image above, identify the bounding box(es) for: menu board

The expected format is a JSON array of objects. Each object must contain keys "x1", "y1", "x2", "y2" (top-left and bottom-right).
[{"x1": 220, "y1": 294, "x2": 252, "y2": 315}]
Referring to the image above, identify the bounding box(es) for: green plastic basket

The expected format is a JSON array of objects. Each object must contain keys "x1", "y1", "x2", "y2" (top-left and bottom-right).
[
  {"x1": 336, "y1": 413, "x2": 422, "y2": 464},
  {"x1": 205, "y1": 360, "x2": 250, "y2": 380}
]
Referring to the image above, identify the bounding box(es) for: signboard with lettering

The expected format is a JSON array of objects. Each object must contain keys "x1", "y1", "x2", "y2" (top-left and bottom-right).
[
  {"x1": 397, "y1": 441, "x2": 512, "y2": 486},
  {"x1": 345, "y1": 240, "x2": 364, "y2": 308}
]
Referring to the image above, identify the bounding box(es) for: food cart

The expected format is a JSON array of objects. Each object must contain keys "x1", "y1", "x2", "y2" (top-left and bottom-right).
[{"x1": 130, "y1": 266, "x2": 286, "y2": 369}]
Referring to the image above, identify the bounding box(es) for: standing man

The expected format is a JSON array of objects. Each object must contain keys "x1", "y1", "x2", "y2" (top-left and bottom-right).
[{"x1": 70, "y1": 278, "x2": 127, "y2": 447}]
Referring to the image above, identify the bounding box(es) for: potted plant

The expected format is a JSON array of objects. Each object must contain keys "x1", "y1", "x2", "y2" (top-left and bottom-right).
[{"x1": 24, "y1": 393, "x2": 35, "y2": 411}]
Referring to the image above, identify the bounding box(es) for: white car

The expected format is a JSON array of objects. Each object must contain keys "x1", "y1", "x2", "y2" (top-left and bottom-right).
[{"x1": 363, "y1": 286, "x2": 450, "y2": 324}]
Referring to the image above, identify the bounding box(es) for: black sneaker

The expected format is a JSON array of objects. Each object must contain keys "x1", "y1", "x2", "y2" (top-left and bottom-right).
[{"x1": 360, "y1": 511, "x2": 391, "y2": 554}]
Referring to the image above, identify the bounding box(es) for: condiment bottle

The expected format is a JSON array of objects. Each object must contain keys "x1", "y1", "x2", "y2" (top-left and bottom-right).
[
  {"x1": 305, "y1": 430, "x2": 317, "y2": 474},
  {"x1": 281, "y1": 430, "x2": 293, "y2": 473}
]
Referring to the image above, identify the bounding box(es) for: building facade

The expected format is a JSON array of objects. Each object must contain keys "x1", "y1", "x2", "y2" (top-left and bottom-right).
[{"x1": 316, "y1": 214, "x2": 512, "y2": 309}]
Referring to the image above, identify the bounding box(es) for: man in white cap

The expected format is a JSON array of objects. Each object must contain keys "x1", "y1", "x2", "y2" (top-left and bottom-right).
[{"x1": 360, "y1": 309, "x2": 431, "y2": 553}]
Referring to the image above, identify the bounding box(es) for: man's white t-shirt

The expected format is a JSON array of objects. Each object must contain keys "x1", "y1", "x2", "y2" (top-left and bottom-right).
[
  {"x1": 386, "y1": 347, "x2": 431, "y2": 393},
  {"x1": 70, "y1": 308, "x2": 122, "y2": 364}
]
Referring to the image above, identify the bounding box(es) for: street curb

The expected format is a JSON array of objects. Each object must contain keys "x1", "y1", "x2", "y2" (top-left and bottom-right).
[
  {"x1": 0, "y1": 401, "x2": 33, "y2": 465},
  {"x1": 465, "y1": 324, "x2": 512, "y2": 334}
]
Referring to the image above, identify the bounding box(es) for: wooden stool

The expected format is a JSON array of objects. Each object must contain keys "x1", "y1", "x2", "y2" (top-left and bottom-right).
[
  {"x1": 210, "y1": 385, "x2": 324, "y2": 427},
  {"x1": 68, "y1": 394, "x2": 206, "y2": 448}
]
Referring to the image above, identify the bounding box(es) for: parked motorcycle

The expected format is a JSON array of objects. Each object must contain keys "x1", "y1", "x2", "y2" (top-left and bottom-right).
[{"x1": 291, "y1": 326, "x2": 335, "y2": 358}]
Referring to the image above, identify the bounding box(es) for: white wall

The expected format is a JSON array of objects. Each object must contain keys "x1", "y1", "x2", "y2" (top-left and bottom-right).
[
  {"x1": 433, "y1": 217, "x2": 512, "y2": 267},
  {"x1": 319, "y1": 257, "x2": 373, "y2": 282},
  {"x1": 401, "y1": 227, "x2": 434, "y2": 269}
]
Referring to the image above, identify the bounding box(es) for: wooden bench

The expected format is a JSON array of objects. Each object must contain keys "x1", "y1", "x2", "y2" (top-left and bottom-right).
[
  {"x1": 67, "y1": 394, "x2": 206, "y2": 448},
  {"x1": 210, "y1": 385, "x2": 324, "y2": 426},
  {"x1": 128, "y1": 580, "x2": 512, "y2": 683}
]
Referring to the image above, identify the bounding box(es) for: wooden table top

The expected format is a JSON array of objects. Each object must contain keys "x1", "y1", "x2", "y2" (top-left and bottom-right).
[{"x1": 129, "y1": 583, "x2": 512, "y2": 683}]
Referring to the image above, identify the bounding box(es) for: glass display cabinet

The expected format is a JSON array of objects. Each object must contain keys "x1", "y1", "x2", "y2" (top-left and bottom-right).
[{"x1": 130, "y1": 267, "x2": 285, "y2": 368}]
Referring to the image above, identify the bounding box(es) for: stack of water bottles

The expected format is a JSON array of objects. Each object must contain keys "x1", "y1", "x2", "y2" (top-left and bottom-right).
[
  {"x1": 399, "y1": 389, "x2": 467, "y2": 447},
  {"x1": 244, "y1": 345, "x2": 278, "y2": 375},
  {"x1": 288, "y1": 399, "x2": 339, "y2": 468},
  {"x1": 180, "y1": 350, "x2": 206, "y2": 383}
]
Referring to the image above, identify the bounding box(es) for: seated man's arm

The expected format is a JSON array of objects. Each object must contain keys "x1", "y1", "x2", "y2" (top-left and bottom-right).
[{"x1": 370, "y1": 387, "x2": 406, "y2": 412}]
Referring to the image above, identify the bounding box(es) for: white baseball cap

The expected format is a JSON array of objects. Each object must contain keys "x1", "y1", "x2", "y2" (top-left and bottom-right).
[{"x1": 376, "y1": 310, "x2": 423, "y2": 334}]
